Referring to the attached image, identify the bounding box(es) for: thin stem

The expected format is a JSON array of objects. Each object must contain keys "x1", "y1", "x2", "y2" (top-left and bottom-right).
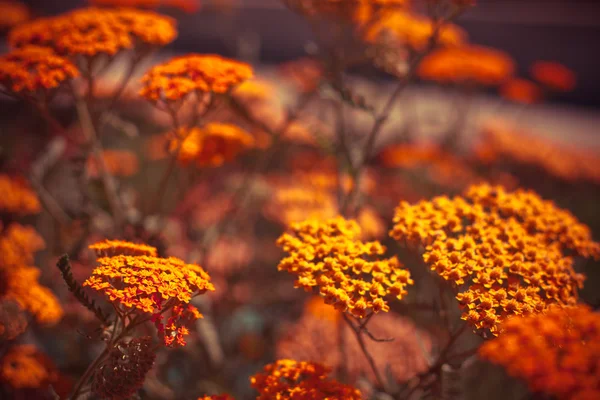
[{"x1": 69, "y1": 347, "x2": 110, "y2": 400}]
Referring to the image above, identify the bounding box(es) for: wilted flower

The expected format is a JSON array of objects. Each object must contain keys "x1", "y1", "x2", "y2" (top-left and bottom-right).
[
  {"x1": 391, "y1": 183, "x2": 599, "y2": 334},
  {"x1": 530, "y1": 61, "x2": 576, "y2": 92},
  {"x1": 0, "y1": 175, "x2": 41, "y2": 215},
  {"x1": 277, "y1": 216, "x2": 413, "y2": 318},
  {"x1": 0, "y1": 345, "x2": 58, "y2": 389},
  {"x1": 479, "y1": 305, "x2": 600, "y2": 400},
  {"x1": 251, "y1": 359, "x2": 362, "y2": 400},
  {"x1": 0, "y1": 300, "x2": 28, "y2": 341}
]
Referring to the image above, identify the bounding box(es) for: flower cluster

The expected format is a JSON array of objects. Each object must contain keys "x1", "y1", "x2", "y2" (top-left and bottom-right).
[
  {"x1": 479, "y1": 305, "x2": 600, "y2": 400},
  {"x1": 277, "y1": 216, "x2": 413, "y2": 318},
  {"x1": 0, "y1": 1, "x2": 30, "y2": 31},
  {"x1": 250, "y1": 359, "x2": 362, "y2": 400},
  {"x1": 277, "y1": 296, "x2": 431, "y2": 383},
  {"x1": 391, "y1": 184, "x2": 599, "y2": 334},
  {"x1": 84, "y1": 240, "x2": 215, "y2": 346},
  {"x1": 418, "y1": 45, "x2": 515, "y2": 86},
  {"x1": 89, "y1": 239, "x2": 158, "y2": 257},
  {"x1": 92, "y1": 336, "x2": 156, "y2": 400},
  {"x1": 9, "y1": 7, "x2": 177, "y2": 57},
  {"x1": 0, "y1": 174, "x2": 41, "y2": 215},
  {"x1": 263, "y1": 184, "x2": 338, "y2": 226},
  {"x1": 530, "y1": 61, "x2": 576, "y2": 92},
  {"x1": 0, "y1": 345, "x2": 57, "y2": 389},
  {"x1": 499, "y1": 78, "x2": 542, "y2": 104},
  {"x1": 0, "y1": 224, "x2": 63, "y2": 325},
  {"x1": 87, "y1": 149, "x2": 140, "y2": 178},
  {"x1": 140, "y1": 54, "x2": 253, "y2": 103},
  {"x1": 169, "y1": 123, "x2": 255, "y2": 167},
  {"x1": 0, "y1": 46, "x2": 79, "y2": 95}
]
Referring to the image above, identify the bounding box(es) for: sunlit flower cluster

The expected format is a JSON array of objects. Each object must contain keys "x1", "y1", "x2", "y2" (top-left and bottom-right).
[
  {"x1": 89, "y1": 239, "x2": 159, "y2": 257},
  {"x1": 530, "y1": 60, "x2": 576, "y2": 92},
  {"x1": 477, "y1": 120, "x2": 600, "y2": 184},
  {"x1": 391, "y1": 183, "x2": 599, "y2": 334},
  {"x1": 264, "y1": 184, "x2": 338, "y2": 226},
  {"x1": 198, "y1": 396, "x2": 235, "y2": 400},
  {"x1": 87, "y1": 149, "x2": 140, "y2": 178},
  {"x1": 92, "y1": 336, "x2": 156, "y2": 400},
  {"x1": 0, "y1": 46, "x2": 79, "y2": 95},
  {"x1": 419, "y1": 45, "x2": 515, "y2": 86},
  {"x1": 479, "y1": 305, "x2": 600, "y2": 399},
  {"x1": 0, "y1": 345, "x2": 57, "y2": 389},
  {"x1": 169, "y1": 123, "x2": 255, "y2": 167},
  {"x1": 140, "y1": 54, "x2": 253, "y2": 103},
  {"x1": 277, "y1": 296, "x2": 431, "y2": 383},
  {"x1": 9, "y1": 7, "x2": 177, "y2": 57},
  {"x1": 84, "y1": 240, "x2": 215, "y2": 346},
  {"x1": 0, "y1": 174, "x2": 41, "y2": 215},
  {"x1": 250, "y1": 359, "x2": 362, "y2": 400},
  {"x1": 277, "y1": 216, "x2": 413, "y2": 318},
  {"x1": 0, "y1": 1, "x2": 30, "y2": 30}
]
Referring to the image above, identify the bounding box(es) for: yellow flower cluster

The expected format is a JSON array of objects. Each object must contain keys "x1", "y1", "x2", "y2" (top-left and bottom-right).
[
  {"x1": 479, "y1": 305, "x2": 600, "y2": 400},
  {"x1": 391, "y1": 184, "x2": 599, "y2": 334},
  {"x1": 140, "y1": 54, "x2": 253, "y2": 102},
  {"x1": 84, "y1": 240, "x2": 215, "y2": 346},
  {"x1": 169, "y1": 123, "x2": 255, "y2": 167},
  {"x1": 418, "y1": 45, "x2": 515, "y2": 86},
  {"x1": 0, "y1": 224, "x2": 63, "y2": 325},
  {"x1": 0, "y1": 345, "x2": 57, "y2": 389},
  {"x1": 250, "y1": 359, "x2": 362, "y2": 400},
  {"x1": 277, "y1": 216, "x2": 413, "y2": 318},
  {"x1": 9, "y1": 7, "x2": 177, "y2": 57},
  {"x1": 0, "y1": 46, "x2": 79, "y2": 95},
  {"x1": 0, "y1": 174, "x2": 41, "y2": 215}
]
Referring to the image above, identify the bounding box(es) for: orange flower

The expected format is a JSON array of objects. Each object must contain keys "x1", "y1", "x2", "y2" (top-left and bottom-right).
[
  {"x1": 530, "y1": 61, "x2": 576, "y2": 92},
  {"x1": 362, "y1": 9, "x2": 466, "y2": 51},
  {"x1": 168, "y1": 123, "x2": 254, "y2": 167},
  {"x1": 0, "y1": 345, "x2": 57, "y2": 389},
  {"x1": 277, "y1": 216, "x2": 413, "y2": 319},
  {"x1": 87, "y1": 149, "x2": 139, "y2": 178},
  {"x1": 89, "y1": 239, "x2": 158, "y2": 257},
  {"x1": 391, "y1": 184, "x2": 599, "y2": 335},
  {"x1": 0, "y1": 46, "x2": 78, "y2": 95},
  {"x1": 264, "y1": 184, "x2": 338, "y2": 226},
  {"x1": 0, "y1": 175, "x2": 41, "y2": 215},
  {"x1": 479, "y1": 305, "x2": 600, "y2": 400},
  {"x1": 500, "y1": 78, "x2": 542, "y2": 104},
  {"x1": 84, "y1": 241, "x2": 215, "y2": 346},
  {"x1": 0, "y1": 1, "x2": 30, "y2": 30},
  {"x1": 419, "y1": 45, "x2": 515, "y2": 86},
  {"x1": 140, "y1": 54, "x2": 253, "y2": 103},
  {"x1": 250, "y1": 359, "x2": 362, "y2": 400},
  {"x1": 9, "y1": 7, "x2": 176, "y2": 57}
]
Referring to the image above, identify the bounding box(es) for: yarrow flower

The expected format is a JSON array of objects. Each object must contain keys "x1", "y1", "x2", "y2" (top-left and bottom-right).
[
  {"x1": 390, "y1": 183, "x2": 600, "y2": 335},
  {"x1": 92, "y1": 336, "x2": 156, "y2": 400},
  {"x1": 84, "y1": 240, "x2": 215, "y2": 346},
  {"x1": 139, "y1": 54, "x2": 253, "y2": 103},
  {"x1": 0, "y1": 175, "x2": 41, "y2": 215},
  {"x1": 479, "y1": 305, "x2": 600, "y2": 400},
  {"x1": 0, "y1": 46, "x2": 78, "y2": 95},
  {"x1": 168, "y1": 123, "x2": 255, "y2": 167},
  {"x1": 0, "y1": 1, "x2": 30, "y2": 31},
  {"x1": 250, "y1": 359, "x2": 362, "y2": 400},
  {"x1": 277, "y1": 216, "x2": 413, "y2": 319},
  {"x1": 89, "y1": 239, "x2": 158, "y2": 257},
  {"x1": 9, "y1": 7, "x2": 177, "y2": 57},
  {"x1": 0, "y1": 345, "x2": 57, "y2": 389},
  {"x1": 418, "y1": 45, "x2": 515, "y2": 86},
  {"x1": 530, "y1": 61, "x2": 576, "y2": 92}
]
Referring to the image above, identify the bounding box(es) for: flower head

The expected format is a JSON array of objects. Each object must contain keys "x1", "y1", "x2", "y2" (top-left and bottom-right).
[
  {"x1": 0, "y1": 175, "x2": 41, "y2": 215},
  {"x1": 419, "y1": 45, "x2": 515, "y2": 86},
  {"x1": 0, "y1": 46, "x2": 78, "y2": 95},
  {"x1": 479, "y1": 305, "x2": 600, "y2": 400},
  {"x1": 84, "y1": 241, "x2": 214, "y2": 346},
  {"x1": 92, "y1": 336, "x2": 156, "y2": 400},
  {"x1": 0, "y1": 345, "x2": 57, "y2": 389},
  {"x1": 89, "y1": 239, "x2": 158, "y2": 257},
  {"x1": 140, "y1": 54, "x2": 253, "y2": 103},
  {"x1": 277, "y1": 216, "x2": 413, "y2": 319},
  {"x1": 500, "y1": 78, "x2": 542, "y2": 104},
  {"x1": 250, "y1": 359, "x2": 362, "y2": 400},
  {"x1": 530, "y1": 61, "x2": 576, "y2": 92},
  {"x1": 0, "y1": 1, "x2": 30, "y2": 31},
  {"x1": 391, "y1": 184, "x2": 599, "y2": 334}
]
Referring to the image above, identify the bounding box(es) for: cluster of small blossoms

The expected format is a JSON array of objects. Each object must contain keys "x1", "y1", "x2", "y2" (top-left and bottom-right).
[
  {"x1": 84, "y1": 240, "x2": 214, "y2": 346},
  {"x1": 0, "y1": 345, "x2": 57, "y2": 389},
  {"x1": 277, "y1": 216, "x2": 413, "y2": 318},
  {"x1": 89, "y1": 239, "x2": 158, "y2": 257},
  {"x1": 283, "y1": 0, "x2": 406, "y2": 21},
  {"x1": 263, "y1": 184, "x2": 338, "y2": 226},
  {"x1": 250, "y1": 359, "x2": 362, "y2": 400},
  {"x1": 9, "y1": 7, "x2": 177, "y2": 58},
  {"x1": 479, "y1": 305, "x2": 600, "y2": 400},
  {"x1": 0, "y1": 174, "x2": 41, "y2": 215},
  {"x1": 0, "y1": 46, "x2": 79, "y2": 95},
  {"x1": 418, "y1": 45, "x2": 515, "y2": 86},
  {"x1": 139, "y1": 54, "x2": 253, "y2": 103},
  {"x1": 391, "y1": 183, "x2": 599, "y2": 334},
  {"x1": 92, "y1": 336, "x2": 156, "y2": 400},
  {"x1": 169, "y1": 123, "x2": 255, "y2": 167}
]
